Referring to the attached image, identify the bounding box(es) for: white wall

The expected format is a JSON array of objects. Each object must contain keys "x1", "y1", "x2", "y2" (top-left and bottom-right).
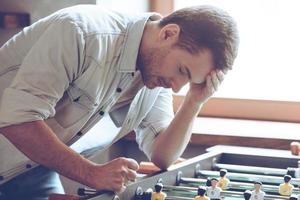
[{"x1": 97, "y1": 0, "x2": 148, "y2": 14}]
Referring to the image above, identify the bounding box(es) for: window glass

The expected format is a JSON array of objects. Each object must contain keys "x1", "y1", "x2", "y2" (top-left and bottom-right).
[{"x1": 175, "y1": 0, "x2": 300, "y2": 102}]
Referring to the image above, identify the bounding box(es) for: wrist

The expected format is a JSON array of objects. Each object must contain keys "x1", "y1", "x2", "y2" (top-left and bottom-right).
[
  {"x1": 185, "y1": 92, "x2": 204, "y2": 108},
  {"x1": 78, "y1": 161, "x2": 100, "y2": 189},
  {"x1": 181, "y1": 95, "x2": 203, "y2": 117}
]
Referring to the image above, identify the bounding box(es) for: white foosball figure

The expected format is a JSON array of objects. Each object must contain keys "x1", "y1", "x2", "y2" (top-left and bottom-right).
[
  {"x1": 207, "y1": 177, "x2": 222, "y2": 199},
  {"x1": 244, "y1": 190, "x2": 252, "y2": 200},
  {"x1": 294, "y1": 161, "x2": 300, "y2": 178},
  {"x1": 250, "y1": 181, "x2": 265, "y2": 200},
  {"x1": 289, "y1": 194, "x2": 298, "y2": 200}
]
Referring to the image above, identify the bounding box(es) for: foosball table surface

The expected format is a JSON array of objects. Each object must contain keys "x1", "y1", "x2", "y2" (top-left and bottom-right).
[{"x1": 76, "y1": 145, "x2": 300, "y2": 200}]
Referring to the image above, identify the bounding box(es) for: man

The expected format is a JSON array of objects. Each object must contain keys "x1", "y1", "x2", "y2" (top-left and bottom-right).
[{"x1": 0, "y1": 4, "x2": 239, "y2": 199}]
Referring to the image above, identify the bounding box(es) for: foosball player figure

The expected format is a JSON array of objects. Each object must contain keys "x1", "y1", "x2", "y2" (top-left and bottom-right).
[
  {"x1": 206, "y1": 177, "x2": 212, "y2": 187},
  {"x1": 195, "y1": 186, "x2": 210, "y2": 200},
  {"x1": 151, "y1": 182, "x2": 167, "y2": 200},
  {"x1": 244, "y1": 190, "x2": 252, "y2": 200},
  {"x1": 279, "y1": 175, "x2": 294, "y2": 196},
  {"x1": 217, "y1": 169, "x2": 230, "y2": 190},
  {"x1": 250, "y1": 181, "x2": 265, "y2": 200},
  {"x1": 289, "y1": 194, "x2": 298, "y2": 200},
  {"x1": 287, "y1": 160, "x2": 300, "y2": 178},
  {"x1": 207, "y1": 177, "x2": 222, "y2": 200},
  {"x1": 294, "y1": 160, "x2": 300, "y2": 178}
]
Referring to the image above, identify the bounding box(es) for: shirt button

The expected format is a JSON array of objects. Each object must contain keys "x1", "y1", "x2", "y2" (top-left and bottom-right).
[
  {"x1": 99, "y1": 111, "x2": 105, "y2": 116},
  {"x1": 73, "y1": 97, "x2": 80, "y2": 102},
  {"x1": 26, "y1": 164, "x2": 32, "y2": 169},
  {"x1": 116, "y1": 88, "x2": 122, "y2": 93}
]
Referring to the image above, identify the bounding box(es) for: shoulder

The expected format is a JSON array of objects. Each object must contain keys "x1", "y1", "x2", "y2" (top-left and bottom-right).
[
  {"x1": 48, "y1": 5, "x2": 129, "y2": 36},
  {"x1": 54, "y1": 5, "x2": 150, "y2": 37}
]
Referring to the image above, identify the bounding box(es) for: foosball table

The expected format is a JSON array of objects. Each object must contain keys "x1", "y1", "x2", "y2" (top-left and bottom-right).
[{"x1": 50, "y1": 145, "x2": 300, "y2": 200}]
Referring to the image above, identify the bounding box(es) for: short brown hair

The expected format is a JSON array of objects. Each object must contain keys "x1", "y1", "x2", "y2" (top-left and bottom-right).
[{"x1": 159, "y1": 5, "x2": 239, "y2": 70}]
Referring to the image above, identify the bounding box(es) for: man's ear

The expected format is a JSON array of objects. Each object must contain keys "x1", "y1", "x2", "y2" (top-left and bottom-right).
[{"x1": 158, "y1": 24, "x2": 180, "y2": 44}]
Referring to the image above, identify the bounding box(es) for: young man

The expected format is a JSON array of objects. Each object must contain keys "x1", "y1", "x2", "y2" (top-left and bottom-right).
[{"x1": 0, "y1": 4, "x2": 239, "y2": 199}]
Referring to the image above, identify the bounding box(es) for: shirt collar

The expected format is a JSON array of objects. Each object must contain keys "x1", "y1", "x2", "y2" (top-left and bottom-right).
[{"x1": 117, "y1": 13, "x2": 162, "y2": 73}]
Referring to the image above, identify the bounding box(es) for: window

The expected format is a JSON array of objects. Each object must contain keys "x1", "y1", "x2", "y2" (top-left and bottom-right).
[{"x1": 173, "y1": 0, "x2": 300, "y2": 122}]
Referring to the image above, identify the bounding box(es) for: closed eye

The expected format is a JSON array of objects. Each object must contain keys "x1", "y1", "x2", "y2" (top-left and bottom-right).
[
  {"x1": 179, "y1": 66, "x2": 187, "y2": 75},
  {"x1": 179, "y1": 65, "x2": 192, "y2": 80}
]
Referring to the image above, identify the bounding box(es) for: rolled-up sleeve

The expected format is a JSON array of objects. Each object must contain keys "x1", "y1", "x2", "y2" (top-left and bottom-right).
[
  {"x1": 0, "y1": 19, "x2": 86, "y2": 128},
  {"x1": 135, "y1": 88, "x2": 174, "y2": 159}
]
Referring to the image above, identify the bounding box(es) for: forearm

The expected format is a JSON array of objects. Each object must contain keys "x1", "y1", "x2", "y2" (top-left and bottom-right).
[
  {"x1": 150, "y1": 96, "x2": 202, "y2": 169},
  {"x1": 150, "y1": 70, "x2": 226, "y2": 169},
  {"x1": 0, "y1": 120, "x2": 95, "y2": 187}
]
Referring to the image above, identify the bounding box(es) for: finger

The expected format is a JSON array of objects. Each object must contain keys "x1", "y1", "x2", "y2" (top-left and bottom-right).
[
  {"x1": 126, "y1": 169, "x2": 137, "y2": 182},
  {"x1": 125, "y1": 158, "x2": 139, "y2": 171},
  {"x1": 120, "y1": 170, "x2": 127, "y2": 180},
  {"x1": 216, "y1": 70, "x2": 225, "y2": 82},
  {"x1": 111, "y1": 175, "x2": 126, "y2": 192},
  {"x1": 210, "y1": 71, "x2": 219, "y2": 91},
  {"x1": 205, "y1": 74, "x2": 215, "y2": 94},
  {"x1": 222, "y1": 68, "x2": 229, "y2": 74},
  {"x1": 116, "y1": 184, "x2": 126, "y2": 193}
]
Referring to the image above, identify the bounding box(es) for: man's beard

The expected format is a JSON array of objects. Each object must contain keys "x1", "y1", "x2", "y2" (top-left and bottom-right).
[{"x1": 136, "y1": 46, "x2": 170, "y2": 88}]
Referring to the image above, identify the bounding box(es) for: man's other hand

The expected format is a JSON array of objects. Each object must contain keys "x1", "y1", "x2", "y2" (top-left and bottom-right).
[
  {"x1": 88, "y1": 157, "x2": 139, "y2": 192},
  {"x1": 187, "y1": 69, "x2": 228, "y2": 105}
]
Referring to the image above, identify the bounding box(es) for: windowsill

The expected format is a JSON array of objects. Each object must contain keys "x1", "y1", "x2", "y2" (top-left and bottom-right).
[
  {"x1": 124, "y1": 117, "x2": 300, "y2": 150},
  {"x1": 188, "y1": 117, "x2": 300, "y2": 149},
  {"x1": 191, "y1": 117, "x2": 300, "y2": 140}
]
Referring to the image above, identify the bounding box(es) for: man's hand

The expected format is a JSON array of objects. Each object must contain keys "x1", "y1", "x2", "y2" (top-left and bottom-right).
[
  {"x1": 89, "y1": 157, "x2": 139, "y2": 192},
  {"x1": 187, "y1": 69, "x2": 228, "y2": 105}
]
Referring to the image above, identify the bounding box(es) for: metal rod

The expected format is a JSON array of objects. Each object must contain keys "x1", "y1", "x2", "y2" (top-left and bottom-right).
[
  {"x1": 165, "y1": 196, "x2": 193, "y2": 200},
  {"x1": 163, "y1": 185, "x2": 291, "y2": 200},
  {"x1": 214, "y1": 163, "x2": 288, "y2": 176},
  {"x1": 197, "y1": 170, "x2": 300, "y2": 185},
  {"x1": 180, "y1": 177, "x2": 300, "y2": 195}
]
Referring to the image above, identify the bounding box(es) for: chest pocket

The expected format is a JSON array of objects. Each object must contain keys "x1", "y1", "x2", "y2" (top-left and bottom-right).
[{"x1": 54, "y1": 89, "x2": 98, "y2": 129}]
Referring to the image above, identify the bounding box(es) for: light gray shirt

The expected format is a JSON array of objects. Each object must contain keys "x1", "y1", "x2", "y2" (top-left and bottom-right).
[{"x1": 0, "y1": 5, "x2": 174, "y2": 184}]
